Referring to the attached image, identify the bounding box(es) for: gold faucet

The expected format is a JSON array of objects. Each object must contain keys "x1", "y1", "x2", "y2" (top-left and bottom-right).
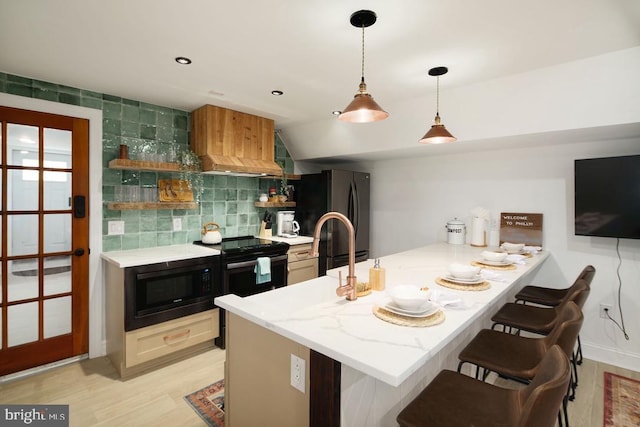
[{"x1": 311, "y1": 212, "x2": 357, "y2": 301}]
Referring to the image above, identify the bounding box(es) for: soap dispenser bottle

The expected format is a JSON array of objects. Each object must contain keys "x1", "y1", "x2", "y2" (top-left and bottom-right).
[{"x1": 369, "y1": 258, "x2": 386, "y2": 291}]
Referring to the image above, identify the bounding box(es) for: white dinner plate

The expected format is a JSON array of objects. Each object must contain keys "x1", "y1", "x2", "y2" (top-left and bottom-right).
[
  {"x1": 385, "y1": 301, "x2": 439, "y2": 318},
  {"x1": 475, "y1": 259, "x2": 513, "y2": 266},
  {"x1": 444, "y1": 274, "x2": 484, "y2": 284}
]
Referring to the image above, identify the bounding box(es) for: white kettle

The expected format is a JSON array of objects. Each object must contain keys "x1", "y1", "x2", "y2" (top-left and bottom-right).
[{"x1": 201, "y1": 222, "x2": 222, "y2": 244}]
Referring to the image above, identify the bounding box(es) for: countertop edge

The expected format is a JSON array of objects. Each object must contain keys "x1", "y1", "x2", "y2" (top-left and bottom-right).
[
  {"x1": 254, "y1": 235, "x2": 314, "y2": 245},
  {"x1": 101, "y1": 244, "x2": 221, "y2": 268}
]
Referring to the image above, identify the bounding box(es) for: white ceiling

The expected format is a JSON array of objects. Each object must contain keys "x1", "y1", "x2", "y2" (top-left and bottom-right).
[{"x1": 1, "y1": 0, "x2": 639, "y2": 159}]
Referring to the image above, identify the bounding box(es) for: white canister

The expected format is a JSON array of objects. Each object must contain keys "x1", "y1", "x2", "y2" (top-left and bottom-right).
[{"x1": 446, "y1": 218, "x2": 466, "y2": 245}]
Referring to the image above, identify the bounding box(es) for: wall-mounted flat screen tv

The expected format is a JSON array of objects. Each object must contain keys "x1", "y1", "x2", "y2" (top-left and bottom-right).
[{"x1": 574, "y1": 154, "x2": 640, "y2": 239}]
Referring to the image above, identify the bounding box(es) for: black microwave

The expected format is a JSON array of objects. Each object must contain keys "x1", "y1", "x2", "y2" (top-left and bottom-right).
[{"x1": 124, "y1": 256, "x2": 221, "y2": 331}]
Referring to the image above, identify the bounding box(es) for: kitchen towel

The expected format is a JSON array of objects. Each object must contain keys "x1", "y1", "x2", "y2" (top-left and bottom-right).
[{"x1": 254, "y1": 257, "x2": 271, "y2": 284}]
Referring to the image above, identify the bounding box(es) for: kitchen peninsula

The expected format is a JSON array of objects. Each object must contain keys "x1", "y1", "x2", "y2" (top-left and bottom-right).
[{"x1": 215, "y1": 243, "x2": 549, "y2": 427}]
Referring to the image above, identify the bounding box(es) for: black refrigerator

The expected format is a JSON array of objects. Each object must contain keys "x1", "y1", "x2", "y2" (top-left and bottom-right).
[{"x1": 297, "y1": 169, "x2": 370, "y2": 275}]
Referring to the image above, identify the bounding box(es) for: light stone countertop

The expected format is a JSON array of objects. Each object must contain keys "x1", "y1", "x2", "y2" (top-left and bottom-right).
[
  {"x1": 215, "y1": 242, "x2": 548, "y2": 387},
  {"x1": 255, "y1": 235, "x2": 314, "y2": 245},
  {"x1": 100, "y1": 244, "x2": 221, "y2": 268}
]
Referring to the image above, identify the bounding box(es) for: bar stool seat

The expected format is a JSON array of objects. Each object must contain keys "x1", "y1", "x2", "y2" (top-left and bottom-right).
[
  {"x1": 514, "y1": 266, "x2": 594, "y2": 367},
  {"x1": 492, "y1": 279, "x2": 589, "y2": 335},
  {"x1": 458, "y1": 302, "x2": 582, "y2": 383},
  {"x1": 397, "y1": 345, "x2": 571, "y2": 427},
  {"x1": 458, "y1": 302, "x2": 583, "y2": 427},
  {"x1": 515, "y1": 265, "x2": 595, "y2": 306}
]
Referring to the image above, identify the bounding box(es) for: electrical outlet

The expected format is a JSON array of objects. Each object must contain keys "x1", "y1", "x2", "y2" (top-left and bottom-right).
[
  {"x1": 290, "y1": 354, "x2": 306, "y2": 393},
  {"x1": 172, "y1": 218, "x2": 182, "y2": 231},
  {"x1": 108, "y1": 220, "x2": 125, "y2": 235},
  {"x1": 600, "y1": 304, "x2": 612, "y2": 319}
]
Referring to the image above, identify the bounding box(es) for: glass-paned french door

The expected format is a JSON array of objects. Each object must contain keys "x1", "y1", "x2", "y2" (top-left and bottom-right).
[{"x1": 0, "y1": 106, "x2": 89, "y2": 375}]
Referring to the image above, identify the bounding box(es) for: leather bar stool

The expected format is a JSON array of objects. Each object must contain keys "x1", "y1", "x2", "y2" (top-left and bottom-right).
[
  {"x1": 491, "y1": 279, "x2": 590, "y2": 400},
  {"x1": 515, "y1": 265, "x2": 595, "y2": 306},
  {"x1": 397, "y1": 345, "x2": 571, "y2": 427},
  {"x1": 514, "y1": 265, "x2": 595, "y2": 365},
  {"x1": 457, "y1": 302, "x2": 583, "y2": 427}
]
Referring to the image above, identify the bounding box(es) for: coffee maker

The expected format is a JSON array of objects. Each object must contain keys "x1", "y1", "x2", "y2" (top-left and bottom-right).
[{"x1": 276, "y1": 211, "x2": 300, "y2": 237}]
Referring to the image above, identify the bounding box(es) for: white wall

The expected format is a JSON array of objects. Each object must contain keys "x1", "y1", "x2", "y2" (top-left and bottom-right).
[{"x1": 341, "y1": 138, "x2": 639, "y2": 370}]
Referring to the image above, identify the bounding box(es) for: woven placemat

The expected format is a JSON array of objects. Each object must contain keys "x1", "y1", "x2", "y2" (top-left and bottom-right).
[
  {"x1": 471, "y1": 261, "x2": 517, "y2": 270},
  {"x1": 435, "y1": 276, "x2": 491, "y2": 291},
  {"x1": 373, "y1": 306, "x2": 445, "y2": 327}
]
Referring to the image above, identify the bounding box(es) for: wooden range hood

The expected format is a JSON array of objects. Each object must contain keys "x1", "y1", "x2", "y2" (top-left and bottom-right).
[{"x1": 191, "y1": 105, "x2": 283, "y2": 177}]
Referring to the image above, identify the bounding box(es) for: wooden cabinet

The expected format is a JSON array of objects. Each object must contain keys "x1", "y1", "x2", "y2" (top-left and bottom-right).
[
  {"x1": 124, "y1": 310, "x2": 218, "y2": 368},
  {"x1": 191, "y1": 105, "x2": 282, "y2": 176},
  {"x1": 104, "y1": 261, "x2": 217, "y2": 378},
  {"x1": 287, "y1": 243, "x2": 318, "y2": 285},
  {"x1": 226, "y1": 313, "x2": 310, "y2": 427}
]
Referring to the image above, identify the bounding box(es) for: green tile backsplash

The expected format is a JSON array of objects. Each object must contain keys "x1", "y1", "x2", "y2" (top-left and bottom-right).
[{"x1": 0, "y1": 73, "x2": 295, "y2": 252}]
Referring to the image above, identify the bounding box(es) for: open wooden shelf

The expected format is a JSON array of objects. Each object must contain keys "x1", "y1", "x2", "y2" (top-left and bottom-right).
[
  {"x1": 254, "y1": 201, "x2": 296, "y2": 208},
  {"x1": 108, "y1": 158, "x2": 181, "y2": 172},
  {"x1": 259, "y1": 173, "x2": 301, "y2": 181},
  {"x1": 107, "y1": 202, "x2": 198, "y2": 210}
]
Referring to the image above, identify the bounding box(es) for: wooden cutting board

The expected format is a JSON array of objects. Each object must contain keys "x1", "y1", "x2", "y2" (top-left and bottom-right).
[{"x1": 157, "y1": 179, "x2": 194, "y2": 202}]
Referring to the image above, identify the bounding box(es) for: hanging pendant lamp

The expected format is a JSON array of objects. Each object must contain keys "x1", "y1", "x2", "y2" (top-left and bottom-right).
[
  {"x1": 338, "y1": 10, "x2": 389, "y2": 123},
  {"x1": 420, "y1": 66, "x2": 456, "y2": 144}
]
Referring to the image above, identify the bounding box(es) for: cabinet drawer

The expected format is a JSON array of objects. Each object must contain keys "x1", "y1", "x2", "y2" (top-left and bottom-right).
[
  {"x1": 288, "y1": 258, "x2": 318, "y2": 285},
  {"x1": 287, "y1": 243, "x2": 313, "y2": 261},
  {"x1": 125, "y1": 309, "x2": 218, "y2": 368}
]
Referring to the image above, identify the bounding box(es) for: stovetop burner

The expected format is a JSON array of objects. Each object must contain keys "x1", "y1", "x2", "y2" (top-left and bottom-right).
[{"x1": 194, "y1": 236, "x2": 289, "y2": 259}]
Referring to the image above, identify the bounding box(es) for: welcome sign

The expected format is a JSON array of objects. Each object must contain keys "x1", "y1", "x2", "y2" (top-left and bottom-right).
[{"x1": 499, "y1": 212, "x2": 543, "y2": 246}]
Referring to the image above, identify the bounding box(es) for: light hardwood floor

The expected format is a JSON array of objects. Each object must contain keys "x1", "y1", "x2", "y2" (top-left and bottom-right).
[
  {"x1": 0, "y1": 349, "x2": 225, "y2": 427},
  {"x1": 1, "y1": 350, "x2": 638, "y2": 426}
]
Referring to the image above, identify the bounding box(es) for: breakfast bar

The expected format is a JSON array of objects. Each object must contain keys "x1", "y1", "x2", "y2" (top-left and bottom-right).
[{"x1": 215, "y1": 242, "x2": 549, "y2": 426}]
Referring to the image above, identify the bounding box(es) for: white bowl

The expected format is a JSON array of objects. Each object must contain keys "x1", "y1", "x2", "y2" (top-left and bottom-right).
[
  {"x1": 387, "y1": 285, "x2": 430, "y2": 311},
  {"x1": 447, "y1": 263, "x2": 481, "y2": 280},
  {"x1": 501, "y1": 242, "x2": 525, "y2": 253},
  {"x1": 481, "y1": 251, "x2": 508, "y2": 262}
]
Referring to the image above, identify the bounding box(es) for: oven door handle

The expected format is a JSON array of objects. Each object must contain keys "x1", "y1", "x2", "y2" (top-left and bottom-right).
[{"x1": 225, "y1": 254, "x2": 288, "y2": 270}]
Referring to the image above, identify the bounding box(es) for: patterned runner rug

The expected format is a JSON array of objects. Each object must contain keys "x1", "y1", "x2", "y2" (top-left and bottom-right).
[
  {"x1": 184, "y1": 379, "x2": 225, "y2": 427},
  {"x1": 604, "y1": 372, "x2": 640, "y2": 427}
]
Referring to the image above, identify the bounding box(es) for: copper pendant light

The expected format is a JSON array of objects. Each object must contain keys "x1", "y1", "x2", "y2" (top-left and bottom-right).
[
  {"x1": 338, "y1": 10, "x2": 389, "y2": 123},
  {"x1": 420, "y1": 67, "x2": 456, "y2": 144}
]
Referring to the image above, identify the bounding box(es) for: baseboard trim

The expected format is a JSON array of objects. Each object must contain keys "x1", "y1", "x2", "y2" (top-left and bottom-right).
[
  {"x1": 0, "y1": 354, "x2": 89, "y2": 384},
  {"x1": 582, "y1": 342, "x2": 640, "y2": 372}
]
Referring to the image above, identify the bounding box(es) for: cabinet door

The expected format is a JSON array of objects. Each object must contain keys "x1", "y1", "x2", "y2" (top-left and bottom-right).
[
  {"x1": 124, "y1": 309, "x2": 218, "y2": 367},
  {"x1": 288, "y1": 258, "x2": 319, "y2": 285},
  {"x1": 287, "y1": 243, "x2": 313, "y2": 261}
]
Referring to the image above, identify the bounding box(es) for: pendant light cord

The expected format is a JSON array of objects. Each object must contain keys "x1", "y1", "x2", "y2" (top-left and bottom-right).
[
  {"x1": 360, "y1": 25, "x2": 365, "y2": 82},
  {"x1": 435, "y1": 76, "x2": 440, "y2": 115}
]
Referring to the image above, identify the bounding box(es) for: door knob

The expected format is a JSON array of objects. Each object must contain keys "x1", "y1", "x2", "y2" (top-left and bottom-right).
[{"x1": 74, "y1": 248, "x2": 85, "y2": 256}]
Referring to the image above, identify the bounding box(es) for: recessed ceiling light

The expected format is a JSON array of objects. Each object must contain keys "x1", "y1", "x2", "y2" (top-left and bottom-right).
[
  {"x1": 332, "y1": 111, "x2": 342, "y2": 116},
  {"x1": 271, "y1": 90, "x2": 284, "y2": 96},
  {"x1": 175, "y1": 57, "x2": 192, "y2": 65}
]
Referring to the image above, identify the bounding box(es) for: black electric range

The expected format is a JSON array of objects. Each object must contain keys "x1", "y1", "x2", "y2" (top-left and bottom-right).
[
  {"x1": 194, "y1": 236, "x2": 290, "y2": 348},
  {"x1": 194, "y1": 236, "x2": 289, "y2": 260}
]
